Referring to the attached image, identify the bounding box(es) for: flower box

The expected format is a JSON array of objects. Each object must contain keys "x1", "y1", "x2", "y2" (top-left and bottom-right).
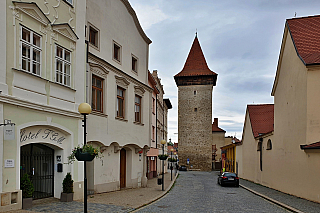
[
  {"x1": 158, "y1": 155, "x2": 168, "y2": 160},
  {"x1": 75, "y1": 149, "x2": 95, "y2": 161}
]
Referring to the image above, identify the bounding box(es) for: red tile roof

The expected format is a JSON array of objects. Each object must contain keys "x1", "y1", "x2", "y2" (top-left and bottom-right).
[
  {"x1": 287, "y1": 15, "x2": 320, "y2": 65},
  {"x1": 300, "y1": 141, "x2": 320, "y2": 149},
  {"x1": 175, "y1": 36, "x2": 217, "y2": 77},
  {"x1": 247, "y1": 104, "x2": 274, "y2": 138},
  {"x1": 212, "y1": 118, "x2": 226, "y2": 132}
]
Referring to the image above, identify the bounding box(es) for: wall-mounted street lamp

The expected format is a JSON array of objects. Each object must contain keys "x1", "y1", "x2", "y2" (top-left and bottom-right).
[
  {"x1": 78, "y1": 103, "x2": 92, "y2": 213},
  {"x1": 160, "y1": 139, "x2": 166, "y2": 191}
]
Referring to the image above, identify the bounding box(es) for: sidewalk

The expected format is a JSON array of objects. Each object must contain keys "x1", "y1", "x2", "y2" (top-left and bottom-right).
[
  {"x1": 240, "y1": 178, "x2": 320, "y2": 213},
  {"x1": 9, "y1": 170, "x2": 178, "y2": 213}
]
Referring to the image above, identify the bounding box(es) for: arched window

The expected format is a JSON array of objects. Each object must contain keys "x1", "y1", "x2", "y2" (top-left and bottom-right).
[
  {"x1": 257, "y1": 142, "x2": 262, "y2": 151},
  {"x1": 267, "y1": 139, "x2": 272, "y2": 150}
]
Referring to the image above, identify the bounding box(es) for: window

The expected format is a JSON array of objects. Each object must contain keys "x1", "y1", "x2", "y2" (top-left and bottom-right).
[
  {"x1": 89, "y1": 26, "x2": 98, "y2": 47},
  {"x1": 135, "y1": 95, "x2": 141, "y2": 123},
  {"x1": 152, "y1": 126, "x2": 155, "y2": 141},
  {"x1": 113, "y1": 42, "x2": 121, "y2": 62},
  {"x1": 117, "y1": 87, "x2": 125, "y2": 118},
  {"x1": 92, "y1": 75, "x2": 103, "y2": 112},
  {"x1": 257, "y1": 141, "x2": 262, "y2": 151},
  {"x1": 152, "y1": 97, "x2": 155, "y2": 114},
  {"x1": 65, "y1": 0, "x2": 72, "y2": 4},
  {"x1": 194, "y1": 91, "x2": 197, "y2": 95},
  {"x1": 132, "y1": 56, "x2": 138, "y2": 72},
  {"x1": 21, "y1": 27, "x2": 41, "y2": 75},
  {"x1": 55, "y1": 45, "x2": 71, "y2": 86},
  {"x1": 267, "y1": 139, "x2": 272, "y2": 150},
  {"x1": 194, "y1": 108, "x2": 197, "y2": 112}
]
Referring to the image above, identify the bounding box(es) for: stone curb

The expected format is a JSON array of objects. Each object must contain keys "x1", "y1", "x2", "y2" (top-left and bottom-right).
[
  {"x1": 240, "y1": 184, "x2": 305, "y2": 213},
  {"x1": 130, "y1": 171, "x2": 179, "y2": 212}
]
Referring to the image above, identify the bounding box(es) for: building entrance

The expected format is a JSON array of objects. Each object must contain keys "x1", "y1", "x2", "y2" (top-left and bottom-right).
[{"x1": 21, "y1": 143, "x2": 54, "y2": 199}]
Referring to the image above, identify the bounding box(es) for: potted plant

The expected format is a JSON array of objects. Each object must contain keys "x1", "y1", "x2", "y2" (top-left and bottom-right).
[
  {"x1": 168, "y1": 158, "x2": 177, "y2": 162},
  {"x1": 61, "y1": 172, "x2": 74, "y2": 202},
  {"x1": 158, "y1": 154, "x2": 168, "y2": 160},
  {"x1": 68, "y1": 144, "x2": 102, "y2": 164},
  {"x1": 20, "y1": 173, "x2": 34, "y2": 209}
]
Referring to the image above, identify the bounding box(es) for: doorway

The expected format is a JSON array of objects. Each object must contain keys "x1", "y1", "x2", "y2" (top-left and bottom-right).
[
  {"x1": 21, "y1": 143, "x2": 54, "y2": 199},
  {"x1": 120, "y1": 148, "x2": 126, "y2": 188}
]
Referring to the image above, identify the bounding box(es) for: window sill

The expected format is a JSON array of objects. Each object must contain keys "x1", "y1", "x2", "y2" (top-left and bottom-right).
[
  {"x1": 89, "y1": 42, "x2": 100, "y2": 52},
  {"x1": 131, "y1": 70, "x2": 138, "y2": 75},
  {"x1": 133, "y1": 121, "x2": 144, "y2": 126},
  {"x1": 112, "y1": 58, "x2": 122, "y2": 65},
  {"x1": 12, "y1": 68, "x2": 76, "y2": 91},
  {"x1": 115, "y1": 116, "x2": 127, "y2": 122},
  {"x1": 91, "y1": 111, "x2": 108, "y2": 118}
]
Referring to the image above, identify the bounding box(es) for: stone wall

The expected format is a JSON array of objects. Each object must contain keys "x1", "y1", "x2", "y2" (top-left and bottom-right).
[{"x1": 178, "y1": 84, "x2": 213, "y2": 171}]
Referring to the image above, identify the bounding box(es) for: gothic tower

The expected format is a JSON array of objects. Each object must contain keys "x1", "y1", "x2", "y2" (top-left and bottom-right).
[{"x1": 174, "y1": 35, "x2": 217, "y2": 171}]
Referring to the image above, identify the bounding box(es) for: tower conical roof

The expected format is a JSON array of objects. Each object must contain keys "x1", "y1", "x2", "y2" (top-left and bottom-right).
[{"x1": 175, "y1": 36, "x2": 217, "y2": 77}]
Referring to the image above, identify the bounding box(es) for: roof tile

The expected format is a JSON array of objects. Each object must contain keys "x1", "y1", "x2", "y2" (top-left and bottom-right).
[
  {"x1": 175, "y1": 36, "x2": 217, "y2": 77},
  {"x1": 247, "y1": 104, "x2": 274, "y2": 138},
  {"x1": 287, "y1": 15, "x2": 320, "y2": 65}
]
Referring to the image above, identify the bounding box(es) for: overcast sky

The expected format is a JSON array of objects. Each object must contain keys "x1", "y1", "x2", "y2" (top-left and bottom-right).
[{"x1": 129, "y1": 0, "x2": 320, "y2": 143}]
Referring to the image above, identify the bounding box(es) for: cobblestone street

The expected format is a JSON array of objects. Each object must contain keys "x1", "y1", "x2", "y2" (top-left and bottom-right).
[{"x1": 136, "y1": 171, "x2": 290, "y2": 213}]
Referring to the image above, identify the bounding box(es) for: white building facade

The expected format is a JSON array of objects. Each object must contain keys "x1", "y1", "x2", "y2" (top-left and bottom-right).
[
  {"x1": 85, "y1": 0, "x2": 152, "y2": 193},
  {"x1": 0, "y1": 0, "x2": 86, "y2": 211}
]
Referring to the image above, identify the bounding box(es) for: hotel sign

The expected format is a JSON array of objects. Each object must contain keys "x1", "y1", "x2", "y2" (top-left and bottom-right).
[{"x1": 20, "y1": 127, "x2": 66, "y2": 144}]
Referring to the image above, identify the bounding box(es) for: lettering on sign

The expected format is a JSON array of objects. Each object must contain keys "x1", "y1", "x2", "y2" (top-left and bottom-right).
[
  {"x1": 20, "y1": 128, "x2": 66, "y2": 144},
  {"x1": 5, "y1": 159, "x2": 15, "y2": 168}
]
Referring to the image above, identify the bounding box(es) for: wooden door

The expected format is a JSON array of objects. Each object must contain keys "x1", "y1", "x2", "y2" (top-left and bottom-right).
[{"x1": 120, "y1": 149, "x2": 126, "y2": 188}]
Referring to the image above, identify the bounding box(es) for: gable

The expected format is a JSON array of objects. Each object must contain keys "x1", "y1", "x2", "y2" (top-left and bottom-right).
[
  {"x1": 13, "y1": 1, "x2": 50, "y2": 25},
  {"x1": 52, "y1": 23, "x2": 78, "y2": 42}
]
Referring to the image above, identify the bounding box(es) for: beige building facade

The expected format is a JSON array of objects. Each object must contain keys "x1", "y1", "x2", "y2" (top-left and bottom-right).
[{"x1": 237, "y1": 15, "x2": 320, "y2": 203}]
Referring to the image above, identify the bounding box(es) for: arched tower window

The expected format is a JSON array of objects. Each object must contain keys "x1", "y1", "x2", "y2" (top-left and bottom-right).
[{"x1": 267, "y1": 139, "x2": 272, "y2": 150}]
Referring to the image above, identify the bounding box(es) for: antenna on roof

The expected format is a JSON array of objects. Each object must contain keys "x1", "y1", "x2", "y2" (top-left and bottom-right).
[
  {"x1": 195, "y1": 29, "x2": 197, "y2": 38},
  {"x1": 294, "y1": 12, "x2": 297, "y2": 17}
]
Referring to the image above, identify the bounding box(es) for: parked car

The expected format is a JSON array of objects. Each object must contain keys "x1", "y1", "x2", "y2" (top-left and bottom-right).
[
  {"x1": 178, "y1": 165, "x2": 187, "y2": 171},
  {"x1": 217, "y1": 172, "x2": 239, "y2": 187}
]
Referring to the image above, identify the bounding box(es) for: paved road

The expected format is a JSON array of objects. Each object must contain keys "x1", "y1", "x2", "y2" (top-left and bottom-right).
[{"x1": 136, "y1": 171, "x2": 290, "y2": 213}]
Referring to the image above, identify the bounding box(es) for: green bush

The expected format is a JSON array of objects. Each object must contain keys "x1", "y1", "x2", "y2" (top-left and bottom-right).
[
  {"x1": 21, "y1": 174, "x2": 34, "y2": 198},
  {"x1": 62, "y1": 172, "x2": 74, "y2": 193}
]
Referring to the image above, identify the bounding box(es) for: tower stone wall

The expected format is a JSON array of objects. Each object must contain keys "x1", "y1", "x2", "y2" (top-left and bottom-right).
[
  {"x1": 178, "y1": 85, "x2": 213, "y2": 171},
  {"x1": 174, "y1": 36, "x2": 217, "y2": 171}
]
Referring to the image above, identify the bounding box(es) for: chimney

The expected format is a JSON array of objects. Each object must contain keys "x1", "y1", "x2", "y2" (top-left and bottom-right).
[{"x1": 214, "y1": 118, "x2": 218, "y2": 127}]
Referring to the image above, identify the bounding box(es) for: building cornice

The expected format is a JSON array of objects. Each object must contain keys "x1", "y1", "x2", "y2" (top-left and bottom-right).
[{"x1": 0, "y1": 94, "x2": 81, "y2": 118}]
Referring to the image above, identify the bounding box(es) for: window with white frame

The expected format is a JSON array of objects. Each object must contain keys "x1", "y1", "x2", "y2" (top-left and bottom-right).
[
  {"x1": 135, "y1": 95, "x2": 142, "y2": 123},
  {"x1": 55, "y1": 45, "x2": 71, "y2": 86},
  {"x1": 21, "y1": 26, "x2": 41, "y2": 75}
]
